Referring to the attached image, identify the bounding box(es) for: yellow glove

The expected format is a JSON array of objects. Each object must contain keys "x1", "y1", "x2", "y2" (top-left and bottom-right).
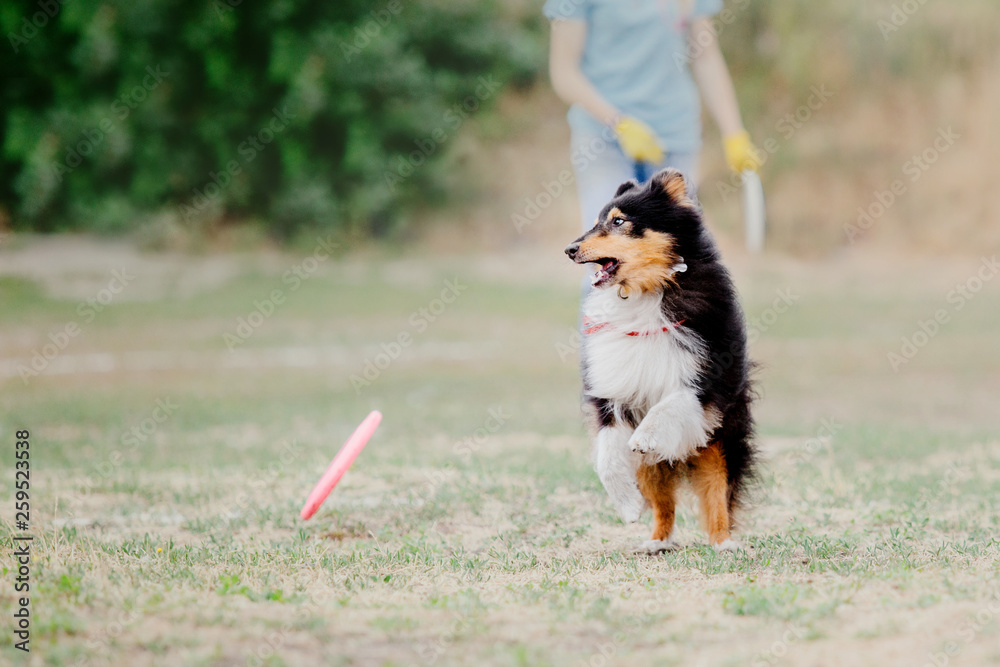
[
  {"x1": 613, "y1": 116, "x2": 664, "y2": 164},
  {"x1": 723, "y1": 130, "x2": 761, "y2": 172}
]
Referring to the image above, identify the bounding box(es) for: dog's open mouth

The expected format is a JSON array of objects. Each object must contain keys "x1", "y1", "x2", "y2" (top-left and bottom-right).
[{"x1": 591, "y1": 258, "x2": 620, "y2": 287}]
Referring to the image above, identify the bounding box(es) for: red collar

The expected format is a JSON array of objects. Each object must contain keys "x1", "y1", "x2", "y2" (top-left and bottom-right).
[{"x1": 582, "y1": 317, "x2": 686, "y2": 337}]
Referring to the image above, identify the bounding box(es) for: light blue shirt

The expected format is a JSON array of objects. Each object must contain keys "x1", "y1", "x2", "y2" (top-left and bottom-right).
[{"x1": 544, "y1": 0, "x2": 722, "y2": 153}]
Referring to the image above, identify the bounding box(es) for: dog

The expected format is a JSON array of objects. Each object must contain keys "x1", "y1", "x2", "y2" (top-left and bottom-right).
[{"x1": 564, "y1": 168, "x2": 756, "y2": 553}]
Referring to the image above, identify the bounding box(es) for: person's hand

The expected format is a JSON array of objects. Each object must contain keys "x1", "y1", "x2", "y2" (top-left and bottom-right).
[
  {"x1": 613, "y1": 116, "x2": 664, "y2": 164},
  {"x1": 723, "y1": 130, "x2": 761, "y2": 172}
]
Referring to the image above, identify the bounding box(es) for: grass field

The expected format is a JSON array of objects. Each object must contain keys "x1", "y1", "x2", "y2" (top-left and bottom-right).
[{"x1": 1, "y1": 236, "x2": 999, "y2": 666}]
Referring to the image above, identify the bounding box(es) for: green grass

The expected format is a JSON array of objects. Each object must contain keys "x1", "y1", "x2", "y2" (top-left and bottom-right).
[{"x1": 1, "y1": 245, "x2": 999, "y2": 665}]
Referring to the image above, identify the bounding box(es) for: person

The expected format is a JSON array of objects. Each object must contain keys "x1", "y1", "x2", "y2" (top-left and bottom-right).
[{"x1": 545, "y1": 0, "x2": 760, "y2": 233}]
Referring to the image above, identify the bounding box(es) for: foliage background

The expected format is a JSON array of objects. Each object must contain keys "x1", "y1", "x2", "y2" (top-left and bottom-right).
[{"x1": 1, "y1": 0, "x2": 542, "y2": 238}]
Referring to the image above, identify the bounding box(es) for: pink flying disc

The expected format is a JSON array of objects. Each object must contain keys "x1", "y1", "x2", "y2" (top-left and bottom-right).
[{"x1": 300, "y1": 410, "x2": 382, "y2": 520}]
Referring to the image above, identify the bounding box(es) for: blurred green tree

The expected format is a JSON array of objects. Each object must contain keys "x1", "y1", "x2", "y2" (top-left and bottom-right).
[{"x1": 0, "y1": 0, "x2": 542, "y2": 237}]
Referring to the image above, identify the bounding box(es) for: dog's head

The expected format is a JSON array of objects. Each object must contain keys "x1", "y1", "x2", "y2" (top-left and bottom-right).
[{"x1": 564, "y1": 169, "x2": 701, "y2": 294}]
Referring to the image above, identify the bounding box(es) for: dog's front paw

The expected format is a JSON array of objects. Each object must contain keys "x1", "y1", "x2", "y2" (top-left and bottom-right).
[
  {"x1": 628, "y1": 393, "x2": 711, "y2": 464},
  {"x1": 634, "y1": 539, "x2": 678, "y2": 555},
  {"x1": 628, "y1": 418, "x2": 685, "y2": 462},
  {"x1": 627, "y1": 427, "x2": 660, "y2": 455}
]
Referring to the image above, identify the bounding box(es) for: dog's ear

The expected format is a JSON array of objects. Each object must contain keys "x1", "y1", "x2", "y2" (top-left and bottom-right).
[
  {"x1": 614, "y1": 180, "x2": 639, "y2": 197},
  {"x1": 650, "y1": 169, "x2": 694, "y2": 207}
]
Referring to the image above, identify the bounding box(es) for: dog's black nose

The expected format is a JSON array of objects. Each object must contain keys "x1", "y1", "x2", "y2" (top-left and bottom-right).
[{"x1": 564, "y1": 243, "x2": 580, "y2": 259}]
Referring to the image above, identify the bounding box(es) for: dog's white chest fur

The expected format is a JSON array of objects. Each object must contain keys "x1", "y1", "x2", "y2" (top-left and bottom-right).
[
  {"x1": 583, "y1": 288, "x2": 713, "y2": 521},
  {"x1": 582, "y1": 289, "x2": 704, "y2": 416}
]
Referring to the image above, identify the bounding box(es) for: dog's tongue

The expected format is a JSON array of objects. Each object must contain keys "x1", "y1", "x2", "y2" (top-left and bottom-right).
[
  {"x1": 592, "y1": 265, "x2": 614, "y2": 285},
  {"x1": 591, "y1": 260, "x2": 616, "y2": 286}
]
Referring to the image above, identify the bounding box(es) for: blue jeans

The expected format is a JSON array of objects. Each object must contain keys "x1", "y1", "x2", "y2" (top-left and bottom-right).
[{"x1": 569, "y1": 124, "x2": 700, "y2": 233}]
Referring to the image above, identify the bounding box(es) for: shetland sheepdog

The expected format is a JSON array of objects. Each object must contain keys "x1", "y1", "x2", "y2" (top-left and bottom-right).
[{"x1": 564, "y1": 168, "x2": 756, "y2": 553}]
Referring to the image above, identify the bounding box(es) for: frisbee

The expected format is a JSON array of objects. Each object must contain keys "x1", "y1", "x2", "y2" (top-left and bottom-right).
[
  {"x1": 300, "y1": 410, "x2": 382, "y2": 520},
  {"x1": 742, "y1": 170, "x2": 766, "y2": 253}
]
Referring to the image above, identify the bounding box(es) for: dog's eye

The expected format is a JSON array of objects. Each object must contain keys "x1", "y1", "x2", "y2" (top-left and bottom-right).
[{"x1": 612, "y1": 217, "x2": 626, "y2": 227}]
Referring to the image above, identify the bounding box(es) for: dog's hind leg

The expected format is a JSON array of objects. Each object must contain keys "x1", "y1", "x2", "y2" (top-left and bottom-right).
[
  {"x1": 634, "y1": 462, "x2": 679, "y2": 554},
  {"x1": 690, "y1": 442, "x2": 740, "y2": 551}
]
